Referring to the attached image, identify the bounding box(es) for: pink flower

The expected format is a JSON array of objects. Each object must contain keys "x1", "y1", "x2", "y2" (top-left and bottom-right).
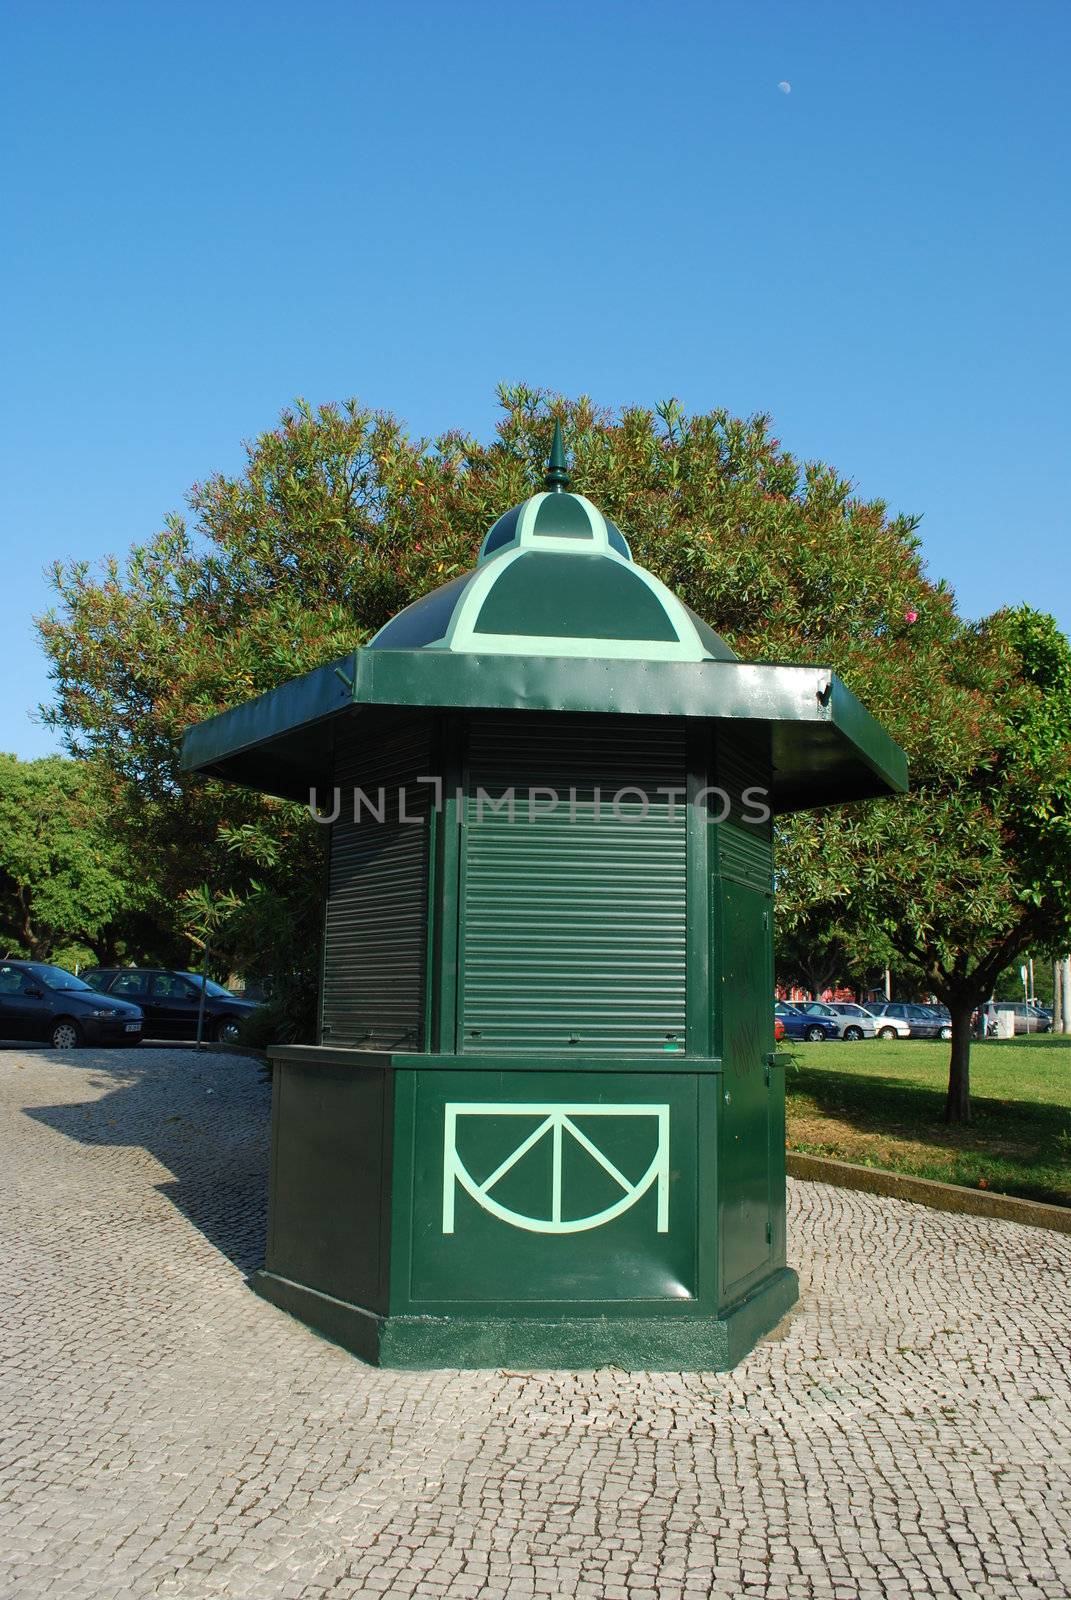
[{"x1": 904, "y1": 609, "x2": 918, "y2": 624}]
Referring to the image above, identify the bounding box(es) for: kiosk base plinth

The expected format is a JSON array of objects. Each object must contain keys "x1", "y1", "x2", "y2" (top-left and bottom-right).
[{"x1": 250, "y1": 1267, "x2": 799, "y2": 1371}]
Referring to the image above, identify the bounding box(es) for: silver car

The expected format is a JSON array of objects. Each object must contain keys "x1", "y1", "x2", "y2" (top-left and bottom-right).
[
  {"x1": 798, "y1": 1001, "x2": 876, "y2": 1041},
  {"x1": 993, "y1": 1001, "x2": 1051, "y2": 1035}
]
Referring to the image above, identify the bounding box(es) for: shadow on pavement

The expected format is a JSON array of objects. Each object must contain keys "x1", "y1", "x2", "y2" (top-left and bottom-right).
[{"x1": 21, "y1": 1046, "x2": 271, "y2": 1274}]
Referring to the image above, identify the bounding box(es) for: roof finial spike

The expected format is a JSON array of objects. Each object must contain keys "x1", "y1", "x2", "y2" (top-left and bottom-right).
[{"x1": 543, "y1": 418, "x2": 571, "y2": 492}]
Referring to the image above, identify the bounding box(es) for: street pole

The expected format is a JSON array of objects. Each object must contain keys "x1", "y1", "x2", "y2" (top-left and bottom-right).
[
  {"x1": 1055, "y1": 961, "x2": 1063, "y2": 1034},
  {"x1": 1062, "y1": 955, "x2": 1071, "y2": 1034},
  {"x1": 195, "y1": 942, "x2": 210, "y2": 1051}
]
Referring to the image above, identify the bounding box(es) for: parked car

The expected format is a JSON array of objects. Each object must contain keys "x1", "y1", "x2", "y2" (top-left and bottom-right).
[
  {"x1": 918, "y1": 1004, "x2": 954, "y2": 1040},
  {"x1": 81, "y1": 967, "x2": 259, "y2": 1043},
  {"x1": 867, "y1": 1001, "x2": 947, "y2": 1040},
  {"x1": 0, "y1": 960, "x2": 144, "y2": 1048},
  {"x1": 798, "y1": 1001, "x2": 876, "y2": 1041},
  {"x1": 774, "y1": 1002, "x2": 839, "y2": 1042},
  {"x1": 992, "y1": 1001, "x2": 1052, "y2": 1035},
  {"x1": 862, "y1": 1005, "x2": 911, "y2": 1039}
]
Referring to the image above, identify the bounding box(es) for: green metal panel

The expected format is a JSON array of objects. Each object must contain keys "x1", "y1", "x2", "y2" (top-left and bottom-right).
[
  {"x1": 321, "y1": 718, "x2": 432, "y2": 1049},
  {"x1": 429, "y1": 714, "x2": 463, "y2": 1055},
  {"x1": 273, "y1": 1044, "x2": 724, "y2": 1075},
  {"x1": 767, "y1": 1055, "x2": 789, "y2": 1267},
  {"x1": 715, "y1": 878, "x2": 774, "y2": 1304},
  {"x1": 401, "y1": 1068, "x2": 701, "y2": 1311},
  {"x1": 684, "y1": 722, "x2": 715, "y2": 1059},
  {"x1": 457, "y1": 713, "x2": 688, "y2": 1055},
  {"x1": 255, "y1": 1044, "x2": 798, "y2": 1367},
  {"x1": 532, "y1": 493, "x2": 597, "y2": 538},
  {"x1": 263, "y1": 1059, "x2": 391, "y2": 1314},
  {"x1": 473, "y1": 552, "x2": 680, "y2": 639}
]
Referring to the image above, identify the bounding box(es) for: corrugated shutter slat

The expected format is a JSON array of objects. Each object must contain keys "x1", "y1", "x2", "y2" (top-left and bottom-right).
[
  {"x1": 322, "y1": 719, "x2": 431, "y2": 1049},
  {"x1": 460, "y1": 714, "x2": 687, "y2": 1055}
]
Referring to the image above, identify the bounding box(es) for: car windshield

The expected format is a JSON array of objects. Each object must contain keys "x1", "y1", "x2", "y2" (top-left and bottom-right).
[
  {"x1": 23, "y1": 963, "x2": 93, "y2": 992},
  {"x1": 177, "y1": 972, "x2": 233, "y2": 998}
]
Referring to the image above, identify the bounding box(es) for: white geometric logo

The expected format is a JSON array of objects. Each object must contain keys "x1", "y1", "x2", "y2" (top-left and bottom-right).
[{"x1": 442, "y1": 1102, "x2": 670, "y2": 1235}]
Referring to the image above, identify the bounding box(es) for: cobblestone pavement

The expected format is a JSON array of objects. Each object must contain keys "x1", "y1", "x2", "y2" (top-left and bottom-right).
[{"x1": 1, "y1": 1046, "x2": 1069, "y2": 1600}]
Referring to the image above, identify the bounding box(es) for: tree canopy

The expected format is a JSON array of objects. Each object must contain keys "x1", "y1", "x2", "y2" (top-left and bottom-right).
[
  {"x1": 0, "y1": 754, "x2": 152, "y2": 965},
  {"x1": 777, "y1": 606, "x2": 1071, "y2": 1117},
  {"x1": 37, "y1": 387, "x2": 1071, "y2": 1111}
]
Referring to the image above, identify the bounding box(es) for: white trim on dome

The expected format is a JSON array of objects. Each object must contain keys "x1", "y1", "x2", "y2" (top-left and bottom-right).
[
  {"x1": 441, "y1": 546, "x2": 715, "y2": 662},
  {"x1": 478, "y1": 491, "x2": 622, "y2": 563},
  {"x1": 441, "y1": 547, "x2": 528, "y2": 650}
]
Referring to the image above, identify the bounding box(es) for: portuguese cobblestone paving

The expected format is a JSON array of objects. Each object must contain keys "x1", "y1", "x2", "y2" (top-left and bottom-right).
[{"x1": 1, "y1": 1045, "x2": 1069, "y2": 1600}]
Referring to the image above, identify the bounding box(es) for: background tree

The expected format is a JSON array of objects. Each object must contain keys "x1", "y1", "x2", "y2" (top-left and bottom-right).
[
  {"x1": 178, "y1": 818, "x2": 325, "y2": 1046},
  {"x1": 774, "y1": 923, "x2": 867, "y2": 1001},
  {"x1": 777, "y1": 607, "x2": 1071, "y2": 1121},
  {"x1": 0, "y1": 753, "x2": 156, "y2": 963}
]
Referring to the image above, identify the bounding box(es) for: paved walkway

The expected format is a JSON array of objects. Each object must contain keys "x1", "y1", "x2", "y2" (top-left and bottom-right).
[{"x1": 1, "y1": 1045, "x2": 1069, "y2": 1600}]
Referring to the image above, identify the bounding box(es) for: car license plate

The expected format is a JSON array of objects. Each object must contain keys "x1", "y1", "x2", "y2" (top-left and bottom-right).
[{"x1": 124, "y1": 1022, "x2": 141, "y2": 1032}]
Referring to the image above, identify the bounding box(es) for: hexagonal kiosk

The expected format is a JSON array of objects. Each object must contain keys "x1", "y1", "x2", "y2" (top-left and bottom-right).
[{"x1": 181, "y1": 427, "x2": 906, "y2": 1369}]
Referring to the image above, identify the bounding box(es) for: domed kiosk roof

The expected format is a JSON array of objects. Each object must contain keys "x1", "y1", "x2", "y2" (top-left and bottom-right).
[
  {"x1": 369, "y1": 425, "x2": 736, "y2": 664},
  {"x1": 181, "y1": 422, "x2": 907, "y2": 815}
]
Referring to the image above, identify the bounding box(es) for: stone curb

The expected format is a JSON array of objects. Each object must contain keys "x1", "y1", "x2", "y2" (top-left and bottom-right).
[
  {"x1": 181, "y1": 1041, "x2": 269, "y2": 1064},
  {"x1": 787, "y1": 1151, "x2": 1071, "y2": 1235}
]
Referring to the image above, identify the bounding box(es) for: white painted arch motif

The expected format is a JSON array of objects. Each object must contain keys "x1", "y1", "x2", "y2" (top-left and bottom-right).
[{"x1": 442, "y1": 1102, "x2": 670, "y2": 1236}]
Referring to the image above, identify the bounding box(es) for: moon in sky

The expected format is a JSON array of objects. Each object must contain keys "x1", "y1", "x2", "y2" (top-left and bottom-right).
[{"x1": 778, "y1": 81, "x2": 792, "y2": 94}]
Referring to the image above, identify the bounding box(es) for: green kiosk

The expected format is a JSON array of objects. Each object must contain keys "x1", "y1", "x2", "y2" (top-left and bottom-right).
[{"x1": 181, "y1": 427, "x2": 906, "y2": 1370}]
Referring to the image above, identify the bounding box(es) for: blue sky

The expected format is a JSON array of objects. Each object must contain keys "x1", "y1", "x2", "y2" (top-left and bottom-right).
[{"x1": 2, "y1": 0, "x2": 1068, "y2": 758}]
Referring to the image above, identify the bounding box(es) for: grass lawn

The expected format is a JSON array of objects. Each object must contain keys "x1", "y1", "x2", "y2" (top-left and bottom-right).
[{"x1": 784, "y1": 1034, "x2": 1071, "y2": 1207}]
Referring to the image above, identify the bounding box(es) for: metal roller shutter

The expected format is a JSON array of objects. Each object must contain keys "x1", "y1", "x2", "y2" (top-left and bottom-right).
[
  {"x1": 321, "y1": 717, "x2": 432, "y2": 1049},
  {"x1": 715, "y1": 730, "x2": 773, "y2": 893},
  {"x1": 459, "y1": 713, "x2": 688, "y2": 1055}
]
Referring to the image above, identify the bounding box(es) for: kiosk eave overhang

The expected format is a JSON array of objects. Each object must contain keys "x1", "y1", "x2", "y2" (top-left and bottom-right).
[{"x1": 180, "y1": 649, "x2": 907, "y2": 809}]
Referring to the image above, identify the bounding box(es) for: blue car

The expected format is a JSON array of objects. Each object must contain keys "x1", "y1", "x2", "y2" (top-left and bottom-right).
[
  {"x1": 774, "y1": 1001, "x2": 839, "y2": 1042},
  {"x1": 0, "y1": 960, "x2": 144, "y2": 1049}
]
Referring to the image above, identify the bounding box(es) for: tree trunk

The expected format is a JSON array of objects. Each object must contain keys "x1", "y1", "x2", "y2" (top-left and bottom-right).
[
  {"x1": 17, "y1": 890, "x2": 44, "y2": 960},
  {"x1": 1061, "y1": 956, "x2": 1071, "y2": 1034},
  {"x1": 945, "y1": 1002, "x2": 975, "y2": 1124},
  {"x1": 90, "y1": 926, "x2": 120, "y2": 966}
]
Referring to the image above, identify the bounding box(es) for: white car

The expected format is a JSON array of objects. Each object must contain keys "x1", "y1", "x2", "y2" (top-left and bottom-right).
[
  {"x1": 801, "y1": 1001, "x2": 877, "y2": 1041},
  {"x1": 823, "y1": 1001, "x2": 880, "y2": 1040},
  {"x1": 862, "y1": 1005, "x2": 912, "y2": 1039}
]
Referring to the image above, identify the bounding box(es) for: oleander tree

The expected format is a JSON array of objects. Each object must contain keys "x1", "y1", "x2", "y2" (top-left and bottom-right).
[{"x1": 37, "y1": 390, "x2": 1071, "y2": 1105}]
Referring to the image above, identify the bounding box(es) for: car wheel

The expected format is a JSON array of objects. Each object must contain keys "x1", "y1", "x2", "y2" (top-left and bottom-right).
[
  {"x1": 215, "y1": 1016, "x2": 242, "y2": 1045},
  {"x1": 804, "y1": 1024, "x2": 827, "y2": 1042},
  {"x1": 940, "y1": 1025, "x2": 953, "y2": 1040},
  {"x1": 878, "y1": 1026, "x2": 898, "y2": 1040},
  {"x1": 842, "y1": 1025, "x2": 864, "y2": 1041},
  {"x1": 50, "y1": 1018, "x2": 82, "y2": 1050}
]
